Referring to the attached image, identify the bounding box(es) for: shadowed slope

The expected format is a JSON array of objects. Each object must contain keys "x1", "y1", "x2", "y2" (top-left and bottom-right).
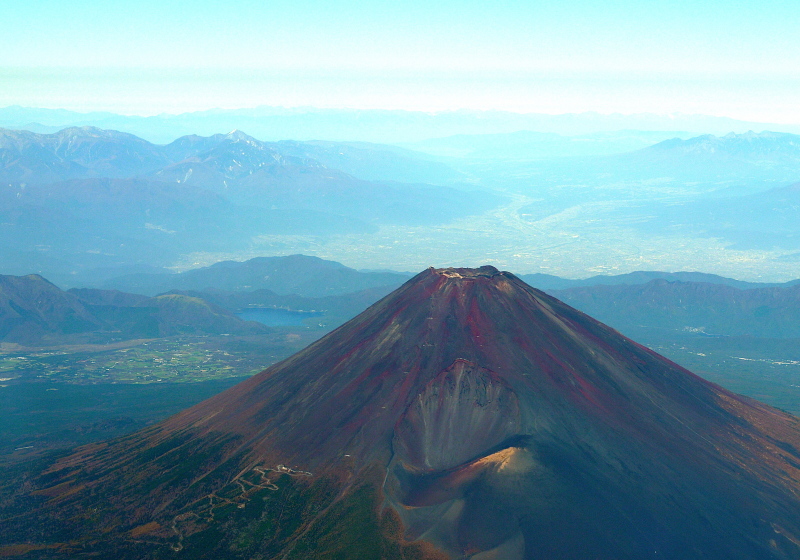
[{"x1": 3, "y1": 267, "x2": 800, "y2": 559}]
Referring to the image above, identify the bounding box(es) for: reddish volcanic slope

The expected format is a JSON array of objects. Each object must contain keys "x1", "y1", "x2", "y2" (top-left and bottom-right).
[{"x1": 4, "y1": 266, "x2": 800, "y2": 559}]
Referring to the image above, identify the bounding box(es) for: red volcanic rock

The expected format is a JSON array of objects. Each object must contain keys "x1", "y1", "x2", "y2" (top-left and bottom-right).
[{"x1": 5, "y1": 266, "x2": 800, "y2": 559}]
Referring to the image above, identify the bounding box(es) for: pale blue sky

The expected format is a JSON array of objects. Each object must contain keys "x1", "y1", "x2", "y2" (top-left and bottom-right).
[{"x1": 2, "y1": 0, "x2": 799, "y2": 120}]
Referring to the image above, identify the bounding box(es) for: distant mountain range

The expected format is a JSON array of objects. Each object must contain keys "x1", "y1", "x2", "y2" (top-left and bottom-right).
[
  {"x1": 0, "y1": 127, "x2": 172, "y2": 183},
  {"x1": 3, "y1": 105, "x2": 799, "y2": 144},
  {"x1": 267, "y1": 140, "x2": 462, "y2": 185},
  {"x1": 0, "y1": 127, "x2": 499, "y2": 285},
  {"x1": 481, "y1": 131, "x2": 800, "y2": 254},
  {"x1": 104, "y1": 254, "x2": 410, "y2": 297},
  {"x1": 503, "y1": 130, "x2": 800, "y2": 194},
  {"x1": 650, "y1": 130, "x2": 800, "y2": 158},
  {"x1": 520, "y1": 269, "x2": 799, "y2": 291},
  {"x1": 0, "y1": 274, "x2": 267, "y2": 346},
  {"x1": 0, "y1": 126, "x2": 463, "y2": 186},
  {"x1": 7, "y1": 253, "x2": 800, "y2": 352},
  {"x1": 0, "y1": 256, "x2": 413, "y2": 345},
  {"x1": 3, "y1": 123, "x2": 800, "y2": 284},
  {"x1": 403, "y1": 129, "x2": 691, "y2": 160},
  {"x1": 549, "y1": 279, "x2": 800, "y2": 339},
  {"x1": 623, "y1": 130, "x2": 800, "y2": 180},
  {"x1": 602, "y1": 181, "x2": 800, "y2": 251},
  {"x1": 106, "y1": 253, "x2": 800, "y2": 297},
  {"x1": 101, "y1": 255, "x2": 800, "y2": 340},
  {"x1": 521, "y1": 268, "x2": 800, "y2": 340}
]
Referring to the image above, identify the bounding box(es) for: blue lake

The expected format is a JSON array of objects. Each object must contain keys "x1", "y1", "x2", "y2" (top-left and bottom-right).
[{"x1": 236, "y1": 308, "x2": 324, "y2": 327}]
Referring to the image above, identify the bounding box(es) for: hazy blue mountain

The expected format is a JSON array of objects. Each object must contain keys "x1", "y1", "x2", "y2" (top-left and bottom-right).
[
  {"x1": 549, "y1": 279, "x2": 800, "y2": 339},
  {"x1": 103, "y1": 254, "x2": 411, "y2": 297},
  {"x1": 0, "y1": 126, "x2": 466, "y2": 186},
  {"x1": 0, "y1": 274, "x2": 104, "y2": 343},
  {"x1": 149, "y1": 264, "x2": 800, "y2": 336},
  {"x1": 498, "y1": 130, "x2": 800, "y2": 192},
  {"x1": 0, "y1": 273, "x2": 268, "y2": 345},
  {"x1": 608, "y1": 181, "x2": 800, "y2": 251},
  {"x1": 162, "y1": 131, "x2": 465, "y2": 185},
  {"x1": 6, "y1": 126, "x2": 493, "y2": 216},
  {"x1": 150, "y1": 131, "x2": 495, "y2": 223},
  {"x1": 1, "y1": 123, "x2": 64, "y2": 134},
  {"x1": 136, "y1": 293, "x2": 269, "y2": 337},
  {"x1": 67, "y1": 287, "x2": 150, "y2": 307},
  {"x1": 161, "y1": 130, "x2": 256, "y2": 160},
  {"x1": 272, "y1": 140, "x2": 465, "y2": 185},
  {"x1": 0, "y1": 178, "x2": 266, "y2": 266},
  {"x1": 4, "y1": 124, "x2": 799, "y2": 287},
  {"x1": 403, "y1": 129, "x2": 690, "y2": 160},
  {"x1": 152, "y1": 130, "x2": 320, "y2": 189},
  {"x1": 649, "y1": 130, "x2": 800, "y2": 156},
  {"x1": 501, "y1": 131, "x2": 800, "y2": 226},
  {"x1": 520, "y1": 270, "x2": 798, "y2": 291},
  {"x1": 0, "y1": 127, "x2": 500, "y2": 283},
  {"x1": 0, "y1": 126, "x2": 171, "y2": 183},
  {"x1": 0, "y1": 176, "x2": 381, "y2": 286},
  {"x1": 624, "y1": 131, "x2": 800, "y2": 179},
  {"x1": 3, "y1": 105, "x2": 800, "y2": 144},
  {"x1": 0, "y1": 106, "x2": 120, "y2": 128}
]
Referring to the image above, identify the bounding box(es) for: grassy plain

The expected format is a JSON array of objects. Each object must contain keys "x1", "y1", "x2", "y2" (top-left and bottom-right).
[
  {"x1": 0, "y1": 330, "x2": 323, "y2": 463},
  {"x1": 0, "y1": 331, "x2": 320, "y2": 385}
]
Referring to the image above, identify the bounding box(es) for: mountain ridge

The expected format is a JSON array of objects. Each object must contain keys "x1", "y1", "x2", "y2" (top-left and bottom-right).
[
  {"x1": 0, "y1": 127, "x2": 498, "y2": 285},
  {"x1": 0, "y1": 125, "x2": 464, "y2": 187},
  {"x1": 0, "y1": 273, "x2": 268, "y2": 344},
  {"x1": 549, "y1": 278, "x2": 800, "y2": 339},
  {"x1": 103, "y1": 254, "x2": 411, "y2": 297},
  {"x1": 3, "y1": 106, "x2": 800, "y2": 144},
  {"x1": 521, "y1": 269, "x2": 800, "y2": 291}
]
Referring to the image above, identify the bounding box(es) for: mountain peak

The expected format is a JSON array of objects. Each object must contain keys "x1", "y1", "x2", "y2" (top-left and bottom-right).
[
  {"x1": 6, "y1": 267, "x2": 800, "y2": 558},
  {"x1": 224, "y1": 129, "x2": 258, "y2": 142},
  {"x1": 430, "y1": 264, "x2": 501, "y2": 278}
]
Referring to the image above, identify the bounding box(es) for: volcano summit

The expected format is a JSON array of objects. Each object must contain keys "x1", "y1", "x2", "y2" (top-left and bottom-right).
[{"x1": 3, "y1": 266, "x2": 800, "y2": 559}]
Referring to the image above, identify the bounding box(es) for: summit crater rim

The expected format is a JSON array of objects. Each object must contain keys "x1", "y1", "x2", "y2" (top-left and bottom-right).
[{"x1": 430, "y1": 265, "x2": 503, "y2": 279}]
